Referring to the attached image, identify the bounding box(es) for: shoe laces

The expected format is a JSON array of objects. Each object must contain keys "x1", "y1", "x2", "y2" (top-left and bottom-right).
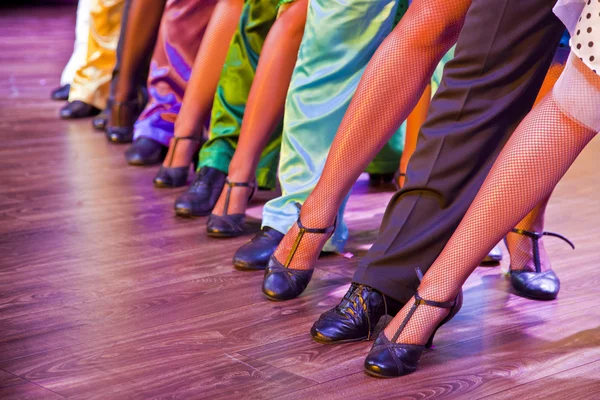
[{"x1": 336, "y1": 284, "x2": 368, "y2": 320}]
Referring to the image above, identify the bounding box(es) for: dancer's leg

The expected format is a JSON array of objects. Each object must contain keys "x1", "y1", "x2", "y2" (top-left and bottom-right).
[
  {"x1": 132, "y1": 0, "x2": 216, "y2": 148},
  {"x1": 163, "y1": 0, "x2": 245, "y2": 168},
  {"x1": 211, "y1": 0, "x2": 308, "y2": 216},
  {"x1": 104, "y1": 0, "x2": 166, "y2": 141},
  {"x1": 113, "y1": 0, "x2": 166, "y2": 103},
  {"x1": 272, "y1": 0, "x2": 470, "y2": 270},
  {"x1": 505, "y1": 50, "x2": 568, "y2": 272},
  {"x1": 384, "y1": 55, "x2": 600, "y2": 345}
]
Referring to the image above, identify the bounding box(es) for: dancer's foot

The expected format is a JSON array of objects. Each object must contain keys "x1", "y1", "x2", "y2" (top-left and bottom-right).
[
  {"x1": 270, "y1": 201, "x2": 336, "y2": 272},
  {"x1": 262, "y1": 207, "x2": 335, "y2": 301},
  {"x1": 50, "y1": 84, "x2": 70, "y2": 101},
  {"x1": 125, "y1": 137, "x2": 168, "y2": 166},
  {"x1": 92, "y1": 109, "x2": 108, "y2": 131},
  {"x1": 59, "y1": 101, "x2": 101, "y2": 119},
  {"x1": 210, "y1": 168, "x2": 256, "y2": 219},
  {"x1": 311, "y1": 283, "x2": 402, "y2": 344},
  {"x1": 232, "y1": 227, "x2": 284, "y2": 271},
  {"x1": 260, "y1": 202, "x2": 336, "y2": 300},
  {"x1": 160, "y1": 133, "x2": 203, "y2": 169},
  {"x1": 505, "y1": 229, "x2": 573, "y2": 300},
  {"x1": 153, "y1": 136, "x2": 204, "y2": 188},
  {"x1": 364, "y1": 290, "x2": 462, "y2": 378},
  {"x1": 173, "y1": 166, "x2": 227, "y2": 217},
  {"x1": 206, "y1": 180, "x2": 256, "y2": 237},
  {"x1": 105, "y1": 97, "x2": 144, "y2": 143}
]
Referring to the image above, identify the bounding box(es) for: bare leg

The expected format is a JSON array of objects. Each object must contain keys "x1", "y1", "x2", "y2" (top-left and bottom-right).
[
  {"x1": 163, "y1": 0, "x2": 245, "y2": 168},
  {"x1": 210, "y1": 0, "x2": 308, "y2": 216},
  {"x1": 113, "y1": 0, "x2": 166, "y2": 103}
]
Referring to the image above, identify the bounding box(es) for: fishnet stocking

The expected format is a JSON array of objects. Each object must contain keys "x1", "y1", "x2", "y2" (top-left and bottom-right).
[
  {"x1": 273, "y1": 0, "x2": 470, "y2": 270},
  {"x1": 505, "y1": 60, "x2": 565, "y2": 272},
  {"x1": 113, "y1": 0, "x2": 166, "y2": 103},
  {"x1": 212, "y1": 0, "x2": 307, "y2": 216},
  {"x1": 384, "y1": 56, "x2": 600, "y2": 345},
  {"x1": 163, "y1": 0, "x2": 244, "y2": 168}
]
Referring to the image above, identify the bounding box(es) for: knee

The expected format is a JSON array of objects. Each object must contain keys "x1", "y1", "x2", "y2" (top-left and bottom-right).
[
  {"x1": 274, "y1": 0, "x2": 308, "y2": 39},
  {"x1": 398, "y1": 2, "x2": 466, "y2": 51}
]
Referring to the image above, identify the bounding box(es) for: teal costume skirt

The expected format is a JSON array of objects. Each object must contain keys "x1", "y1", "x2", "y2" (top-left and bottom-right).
[
  {"x1": 261, "y1": 0, "x2": 407, "y2": 252},
  {"x1": 262, "y1": 0, "x2": 453, "y2": 252}
]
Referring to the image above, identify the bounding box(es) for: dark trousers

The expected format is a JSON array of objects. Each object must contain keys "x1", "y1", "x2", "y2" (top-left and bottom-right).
[{"x1": 353, "y1": 0, "x2": 565, "y2": 304}]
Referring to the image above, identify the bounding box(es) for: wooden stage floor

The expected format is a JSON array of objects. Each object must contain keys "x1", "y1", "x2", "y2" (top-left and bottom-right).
[{"x1": 1, "y1": 4, "x2": 599, "y2": 400}]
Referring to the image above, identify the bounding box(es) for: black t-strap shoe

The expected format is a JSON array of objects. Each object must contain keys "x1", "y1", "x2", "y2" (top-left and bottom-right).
[
  {"x1": 262, "y1": 205, "x2": 335, "y2": 301},
  {"x1": 364, "y1": 290, "x2": 463, "y2": 378},
  {"x1": 507, "y1": 229, "x2": 574, "y2": 300},
  {"x1": 206, "y1": 180, "x2": 256, "y2": 238}
]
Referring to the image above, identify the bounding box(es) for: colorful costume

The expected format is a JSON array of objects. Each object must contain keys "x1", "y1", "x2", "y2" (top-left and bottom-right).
[
  {"x1": 133, "y1": 0, "x2": 217, "y2": 146},
  {"x1": 69, "y1": 0, "x2": 124, "y2": 109}
]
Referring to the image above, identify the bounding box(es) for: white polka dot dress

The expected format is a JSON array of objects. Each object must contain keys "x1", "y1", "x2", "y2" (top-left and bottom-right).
[{"x1": 554, "y1": 0, "x2": 600, "y2": 75}]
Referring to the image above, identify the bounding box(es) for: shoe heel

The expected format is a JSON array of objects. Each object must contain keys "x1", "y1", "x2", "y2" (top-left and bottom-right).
[
  {"x1": 425, "y1": 329, "x2": 437, "y2": 349},
  {"x1": 372, "y1": 314, "x2": 392, "y2": 340}
]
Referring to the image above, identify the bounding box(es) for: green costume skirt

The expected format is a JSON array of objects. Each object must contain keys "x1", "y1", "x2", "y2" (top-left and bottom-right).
[{"x1": 198, "y1": 0, "x2": 282, "y2": 190}]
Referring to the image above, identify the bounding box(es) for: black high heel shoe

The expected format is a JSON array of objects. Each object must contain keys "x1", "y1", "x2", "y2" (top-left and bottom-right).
[
  {"x1": 262, "y1": 207, "x2": 335, "y2": 301},
  {"x1": 153, "y1": 136, "x2": 202, "y2": 188},
  {"x1": 364, "y1": 289, "x2": 463, "y2": 378},
  {"x1": 105, "y1": 98, "x2": 143, "y2": 143},
  {"x1": 206, "y1": 180, "x2": 256, "y2": 238},
  {"x1": 507, "y1": 228, "x2": 574, "y2": 300}
]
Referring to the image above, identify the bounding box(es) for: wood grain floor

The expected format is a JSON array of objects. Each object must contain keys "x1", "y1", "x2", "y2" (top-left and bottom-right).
[{"x1": 1, "y1": 4, "x2": 599, "y2": 400}]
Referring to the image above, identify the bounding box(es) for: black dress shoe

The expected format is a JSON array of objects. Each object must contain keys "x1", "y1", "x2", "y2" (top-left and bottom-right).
[
  {"x1": 507, "y1": 229, "x2": 574, "y2": 301},
  {"x1": 262, "y1": 211, "x2": 335, "y2": 301},
  {"x1": 232, "y1": 227, "x2": 284, "y2": 271},
  {"x1": 59, "y1": 101, "x2": 101, "y2": 119},
  {"x1": 364, "y1": 291, "x2": 462, "y2": 378},
  {"x1": 51, "y1": 84, "x2": 70, "y2": 101},
  {"x1": 311, "y1": 283, "x2": 402, "y2": 344},
  {"x1": 124, "y1": 137, "x2": 167, "y2": 166},
  {"x1": 173, "y1": 166, "x2": 227, "y2": 217},
  {"x1": 92, "y1": 110, "x2": 108, "y2": 131}
]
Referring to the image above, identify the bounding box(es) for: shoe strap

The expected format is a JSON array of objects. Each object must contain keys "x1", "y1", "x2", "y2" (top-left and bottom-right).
[
  {"x1": 391, "y1": 290, "x2": 456, "y2": 343},
  {"x1": 284, "y1": 203, "x2": 337, "y2": 268},
  {"x1": 413, "y1": 291, "x2": 456, "y2": 309},
  {"x1": 510, "y1": 228, "x2": 574, "y2": 248},
  {"x1": 510, "y1": 228, "x2": 574, "y2": 273},
  {"x1": 165, "y1": 136, "x2": 203, "y2": 167},
  {"x1": 222, "y1": 180, "x2": 256, "y2": 216}
]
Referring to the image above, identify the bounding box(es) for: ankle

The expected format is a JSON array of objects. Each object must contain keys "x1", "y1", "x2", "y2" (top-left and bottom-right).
[
  {"x1": 227, "y1": 169, "x2": 255, "y2": 184},
  {"x1": 300, "y1": 198, "x2": 337, "y2": 229},
  {"x1": 114, "y1": 88, "x2": 137, "y2": 103},
  {"x1": 506, "y1": 232, "x2": 550, "y2": 272}
]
